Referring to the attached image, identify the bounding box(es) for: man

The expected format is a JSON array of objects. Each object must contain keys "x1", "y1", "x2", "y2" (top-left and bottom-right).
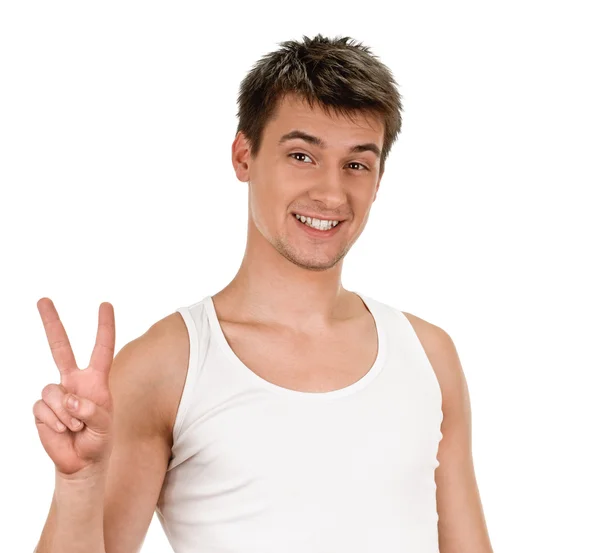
[{"x1": 34, "y1": 34, "x2": 494, "y2": 552}]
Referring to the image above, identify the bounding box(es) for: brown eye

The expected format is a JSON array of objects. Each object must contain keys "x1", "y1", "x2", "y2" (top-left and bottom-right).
[
  {"x1": 289, "y1": 153, "x2": 368, "y2": 171},
  {"x1": 347, "y1": 162, "x2": 368, "y2": 171},
  {"x1": 289, "y1": 152, "x2": 313, "y2": 163}
]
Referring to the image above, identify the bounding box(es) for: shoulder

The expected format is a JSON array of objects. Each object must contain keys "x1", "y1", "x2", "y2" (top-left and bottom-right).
[
  {"x1": 113, "y1": 311, "x2": 190, "y2": 442},
  {"x1": 124, "y1": 311, "x2": 189, "y2": 384},
  {"x1": 399, "y1": 311, "x2": 465, "y2": 402},
  {"x1": 400, "y1": 311, "x2": 454, "y2": 354},
  {"x1": 142, "y1": 311, "x2": 190, "y2": 360}
]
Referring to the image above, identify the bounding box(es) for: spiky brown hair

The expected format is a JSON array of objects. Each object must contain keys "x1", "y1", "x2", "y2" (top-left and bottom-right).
[{"x1": 235, "y1": 34, "x2": 403, "y2": 176}]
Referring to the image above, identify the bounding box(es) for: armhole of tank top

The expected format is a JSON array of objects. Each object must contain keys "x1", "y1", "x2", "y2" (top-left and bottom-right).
[
  {"x1": 171, "y1": 306, "x2": 200, "y2": 445},
  {"x1": 390, "y1": 306, "x2": 443, "y2": 399}
]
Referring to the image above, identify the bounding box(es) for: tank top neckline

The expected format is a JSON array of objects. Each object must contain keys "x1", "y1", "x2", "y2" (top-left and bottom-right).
[{"x1": 202, "y1": 291, "x2": 387, "y2": 400}]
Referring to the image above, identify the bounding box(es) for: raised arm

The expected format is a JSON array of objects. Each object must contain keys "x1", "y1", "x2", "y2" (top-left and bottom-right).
[{"x1": 34, "y1": 299, "x2": 184, "y2": 553}]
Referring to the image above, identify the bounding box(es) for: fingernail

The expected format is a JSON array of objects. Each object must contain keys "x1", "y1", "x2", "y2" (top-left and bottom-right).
[
  {"x1": 71, "y1": 417, "x2": 81, "y2": 428},
  {"x1": 67, "y1": 395, "x2": 79, "y2": 410}
]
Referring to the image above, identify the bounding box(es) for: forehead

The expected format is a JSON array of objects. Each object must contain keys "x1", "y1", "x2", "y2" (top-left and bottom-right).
[{"x1": 265, "y1": 93, "x2": 384, "y2": 147}]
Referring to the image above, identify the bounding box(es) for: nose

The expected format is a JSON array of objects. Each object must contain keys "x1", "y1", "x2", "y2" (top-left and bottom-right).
[{"x1": 307, "y1": 166, "x2": 347, "y2": 210}]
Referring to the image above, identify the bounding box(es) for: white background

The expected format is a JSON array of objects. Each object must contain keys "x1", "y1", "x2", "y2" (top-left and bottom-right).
[{"x1": 1, "y1": 1, "x2": 598, "y2": 551}]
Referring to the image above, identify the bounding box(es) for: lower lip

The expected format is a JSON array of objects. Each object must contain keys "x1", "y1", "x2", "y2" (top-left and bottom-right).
[{"x1": 292, "y1": 214, "x2": 344, "y2": 238}]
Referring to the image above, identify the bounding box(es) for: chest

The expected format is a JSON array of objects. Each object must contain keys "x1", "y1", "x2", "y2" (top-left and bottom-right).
[
  {"x1": 161, "y1": 346, "x2": 444, "y2": 552},
  {"x1": 219, "y1": 314, "x2": 379, "y2": 393}
]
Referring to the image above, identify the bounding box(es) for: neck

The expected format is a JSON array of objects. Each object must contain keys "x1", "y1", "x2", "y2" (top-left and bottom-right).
[{"x1": 212, "y1": 220, "x2": 355, "y2": 330}]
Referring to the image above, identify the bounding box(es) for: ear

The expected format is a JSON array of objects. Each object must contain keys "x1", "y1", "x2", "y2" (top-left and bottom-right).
[{"x1": 232, "y1": 131, "x2": 251, "y2": 183}]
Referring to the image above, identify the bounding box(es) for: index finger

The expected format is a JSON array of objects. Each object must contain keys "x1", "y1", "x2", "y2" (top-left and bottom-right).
[
  {"x1": 88, "y1": 302, "x2": 116, "y2": 375},
  {"x1": 37, "y1": 297, "x2": 78, "y2": 378}
]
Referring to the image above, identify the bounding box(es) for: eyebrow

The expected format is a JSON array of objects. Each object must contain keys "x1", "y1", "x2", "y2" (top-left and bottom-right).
[{"x1": 278, "y1": 130, "x2": 381, "y2": 159}]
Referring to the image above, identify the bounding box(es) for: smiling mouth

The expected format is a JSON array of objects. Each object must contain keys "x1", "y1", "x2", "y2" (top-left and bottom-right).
[{"x1": 292, "y1": 213, "x2": 342, "y2": 231}]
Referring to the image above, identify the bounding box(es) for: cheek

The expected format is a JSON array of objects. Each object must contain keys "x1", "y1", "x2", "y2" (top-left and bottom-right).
[
  {"x1": 347, "y1": 188, "x2": 372, "y2": 211},
  {"x1": 256, "y1": 169, "x2": 298, "y2": 208},
  {"x1": 248, "y1": 177, "x2": 288, "y2": 229}
]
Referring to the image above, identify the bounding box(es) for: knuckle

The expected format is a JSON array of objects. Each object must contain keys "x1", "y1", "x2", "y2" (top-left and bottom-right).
[
  {"x1": 32, "y1": 399, "x2": 43, "y2": 416},
  {"x1": 41, "y1": 383, "x2": 58, "y2": 400},
  {"x1": 49, "y1": 337, "x2": 71, "y2": 351},
  {"x1": 33, "y1": 400, "x2": 56, "y2": 426}
]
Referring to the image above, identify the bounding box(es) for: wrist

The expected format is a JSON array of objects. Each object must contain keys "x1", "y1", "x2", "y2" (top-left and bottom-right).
[{"x1": 55, "y1": 461, "x2": 109, "y2": 486}]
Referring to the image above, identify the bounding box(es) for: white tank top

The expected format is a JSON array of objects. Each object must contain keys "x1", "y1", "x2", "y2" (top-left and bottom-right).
[{"x1": 156, "y1": 292, "x2": 443, "y2": 553}]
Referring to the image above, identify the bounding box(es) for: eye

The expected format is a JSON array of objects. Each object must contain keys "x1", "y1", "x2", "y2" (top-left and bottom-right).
[
  {"x1": 289, "y1": 152, "x2": 313, "y2": 164},
  {"x1": 289, "y1": 153, "x2": 369, "y2": 171},
  {"x1": 347, "y1": 161, "x2": 369, "y2": 172}
]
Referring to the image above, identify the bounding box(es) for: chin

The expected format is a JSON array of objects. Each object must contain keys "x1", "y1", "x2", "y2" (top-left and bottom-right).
[
  {"x1": 293, "y1": 258, "x2": 340, "y2": 272},
  {"x1": 275, "y1": 242, "x2": 347, "y2": 272}
]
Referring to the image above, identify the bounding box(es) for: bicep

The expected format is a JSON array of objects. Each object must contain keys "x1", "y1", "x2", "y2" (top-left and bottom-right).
[
  {"x1": 430, "y1": 330, "x2": 494, "y2": 553},
  {"x1": 102, "y1": 336, "x2": 172, "y2": 553},
  {"x1": 103, "y1": 433, "x2": 170, "y2": 553}
]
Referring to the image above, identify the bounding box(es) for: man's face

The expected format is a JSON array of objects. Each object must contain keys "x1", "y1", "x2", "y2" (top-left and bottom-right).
[{"x1": 234, "y1": 93, "x2": 385, "y2": 271}]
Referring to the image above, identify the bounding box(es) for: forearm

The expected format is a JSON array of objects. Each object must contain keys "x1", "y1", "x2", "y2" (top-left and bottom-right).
[{"x1": 35, "y1": 468, "x2": 107, "y2": 553}]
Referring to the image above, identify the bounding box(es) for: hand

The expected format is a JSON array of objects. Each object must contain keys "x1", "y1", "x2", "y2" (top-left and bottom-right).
[{"x1": 33, "y1": 298, "x2": 116, "y2": 477}]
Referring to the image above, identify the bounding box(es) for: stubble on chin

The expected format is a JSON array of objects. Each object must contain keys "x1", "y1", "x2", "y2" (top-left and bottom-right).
[{"x1": 271, "y1": 236, "x2": 350, "y2": 272}]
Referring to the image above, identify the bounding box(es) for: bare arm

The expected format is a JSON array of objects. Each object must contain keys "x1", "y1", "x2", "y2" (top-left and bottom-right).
[
  {"x1": 35, "y1": 312, "x2": 186, "y2": 553},
  {"x1": 102, "y1": 314, "x2": 186, "y2": 553},
  {"x1": 403, "y1": 313, "x2": 494, "y2": 553},
  {"x1": 36, "y1": 466, "x2": 109, "y2": 553}
]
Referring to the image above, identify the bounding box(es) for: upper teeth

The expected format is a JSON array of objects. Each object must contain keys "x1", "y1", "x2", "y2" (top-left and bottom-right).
[{"x1": 295, "y1": 214, "x2": 340, "y2": 230}]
